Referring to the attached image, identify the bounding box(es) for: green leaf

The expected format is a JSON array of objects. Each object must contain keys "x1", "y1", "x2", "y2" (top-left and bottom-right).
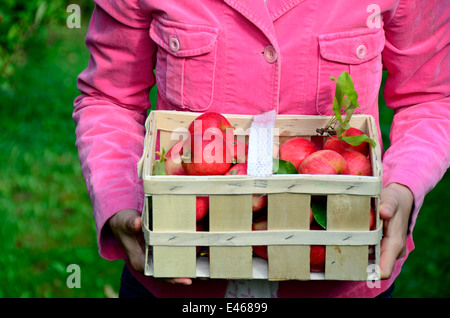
[
  {"x1": 326, "y1": 72, "x2": 377, "y2": 148},
  {"x1": 152, "y1": 159, "x2": 166, "y2": 175},
  {"x1": 152, "y1": 148, "x2": 167, "y2": 175},
  {"x1": 311, "y1": 198, "x2": 327, "y2": 229},
  {"x1": 273, "y1": 158, "x2": 297, "y2": 174},
  {"x1": 332, "y1": 96, "x2": 344, "y2": 125},
  {"x1": 331, "y1": 72, "x2": 360, "y2": 110},
  {"x1": 330, "y1": 72, "x2": 360, "y2": 133},
  {"x1": 341, "y1": 134, "x2": 376, "y2": 147}
]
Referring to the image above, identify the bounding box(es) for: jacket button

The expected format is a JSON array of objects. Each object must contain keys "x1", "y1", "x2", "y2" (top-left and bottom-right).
[
  {"x1": 263, "y1": 45, "x2": 278, "y2": 63},
  {"x1": 356, "y1": 44, "x2": 367, "y2": 59},
  {"x1": 169, "y1": 38, "x2": 180, "y2": 52}
]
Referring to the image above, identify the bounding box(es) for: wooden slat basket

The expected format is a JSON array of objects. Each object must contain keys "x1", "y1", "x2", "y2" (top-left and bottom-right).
[{"x1": 138, "y1": 110, "x2": 383, "y2": 281}]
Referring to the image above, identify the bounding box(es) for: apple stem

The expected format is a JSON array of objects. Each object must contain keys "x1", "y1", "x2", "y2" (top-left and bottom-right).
[
  {"x1": 155, "y1": 149, "x2": 167, "y2": 161},
  {"x1": 316, "y1": 127, "x2": 336, "y2": 136}
]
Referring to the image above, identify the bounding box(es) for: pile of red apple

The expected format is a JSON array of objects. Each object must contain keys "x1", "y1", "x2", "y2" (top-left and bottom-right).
[
  {"x1": 253, "y1": 200, "x2": 376, "y2": 273},
  {"x1": 253, "y1": 125, "x2": 376, "y2": 272},
  {"x1": 155, "y1": 112, "x2": 267, "y2": 223},
  {"x1": 155, "y1": 111, "x2": 376, "y2": 271}
]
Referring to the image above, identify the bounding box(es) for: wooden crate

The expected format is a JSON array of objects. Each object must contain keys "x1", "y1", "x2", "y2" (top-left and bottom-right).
[{"x1": 138, "y1": 110, "x2": 383, "y2": 281}]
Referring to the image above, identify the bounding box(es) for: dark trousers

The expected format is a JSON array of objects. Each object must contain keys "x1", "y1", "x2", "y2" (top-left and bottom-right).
[
  {"x1": 118, "y1": 264, "x2": 394, "y2": 298},
  {"x1": 119, "y1": 264, "x2": 156, "y2": 298}
]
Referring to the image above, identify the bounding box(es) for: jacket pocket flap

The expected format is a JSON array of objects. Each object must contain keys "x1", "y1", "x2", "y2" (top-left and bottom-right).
[
  {"x1": 318, "y1": 28, "x2": 385, "y2": 65},
  {"x1": 150, "y1": 18, "x2": 219, "y2": 57}
]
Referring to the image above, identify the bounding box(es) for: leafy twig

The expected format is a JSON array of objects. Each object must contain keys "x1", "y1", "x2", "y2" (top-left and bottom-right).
[{"x1": 316, "y1": 72, "x2": 376, "y2": 147}]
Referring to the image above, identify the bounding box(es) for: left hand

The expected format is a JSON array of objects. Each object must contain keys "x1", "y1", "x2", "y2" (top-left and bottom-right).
[{"x1": 378, "y1": 182, "x2": 414, "y2": 279}]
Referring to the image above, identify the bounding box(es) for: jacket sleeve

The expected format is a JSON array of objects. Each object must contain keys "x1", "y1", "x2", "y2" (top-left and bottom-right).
[
  {"x1": 381, "y1": 0, "x2": 450, "y2": 233},
  {"x1": 72, "y1": 1, "x2": 156, "y2": 260}
]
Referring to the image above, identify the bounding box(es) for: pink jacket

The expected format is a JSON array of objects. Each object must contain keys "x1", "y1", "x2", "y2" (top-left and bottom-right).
[{"x1": 73, "y1": 0, "x2": 450, "y2": 297}]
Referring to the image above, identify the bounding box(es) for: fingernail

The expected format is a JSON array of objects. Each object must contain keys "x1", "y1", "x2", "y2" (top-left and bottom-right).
[{"x1": 382, "y1": 205, "x2": 393, "y2": 218}]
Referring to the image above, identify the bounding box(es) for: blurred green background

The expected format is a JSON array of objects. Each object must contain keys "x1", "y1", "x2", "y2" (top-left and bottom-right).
[{"x1": 1, "y1": 0, "x2": 448, "y2": 298}]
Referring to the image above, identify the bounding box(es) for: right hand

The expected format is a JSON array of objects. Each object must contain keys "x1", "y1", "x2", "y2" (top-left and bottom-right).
[{"x1": 108, "y1": 209, "x2": 192, "y2": 285}]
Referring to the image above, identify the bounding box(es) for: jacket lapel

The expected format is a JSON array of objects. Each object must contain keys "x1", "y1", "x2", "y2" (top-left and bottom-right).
[
  {"x1": 223, "y1": 0, "x2": 306, "y2": 47},
  {"x1": 266, "y1": 0, "x2": 306, "y2": 21},
  {"x1": 224, "y1": 0, "x2": 278, "y2": 47}
]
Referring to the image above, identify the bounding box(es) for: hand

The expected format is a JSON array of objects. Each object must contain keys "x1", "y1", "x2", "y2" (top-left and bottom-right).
[
  {"x1": 108, "y1": 209, "x2": 192, "y2": 285},
  {"x1": 378, "y1": 183, "x2": 414, "y2": 279}
]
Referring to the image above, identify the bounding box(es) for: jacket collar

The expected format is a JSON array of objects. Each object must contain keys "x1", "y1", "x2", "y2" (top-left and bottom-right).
[{"x1": 224, "y1": 0, "x2": 305, "y2": 47}]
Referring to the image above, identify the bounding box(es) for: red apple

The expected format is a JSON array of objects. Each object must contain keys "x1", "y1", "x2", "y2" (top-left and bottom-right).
[
  {"x1": 230, "y1": 139, "x2": 248, "y2": 163},
  {"x1": 224, "y1": 162, "x2": 247, "y2": 175},
  {"x1": 310, "y1": 206, "x2": 314, "y2": 224},
  {"x1": 310, "y1": 223, "x2": 325, "y2": 272},
  {"x1": 342, "y1": 127, "x2": 370, "y2": 156},
  {"x1": 341, "y1": 151, "x2": 372, "y2": 176},
  {"x1": 310, "y1": 135, "x2": 325, "y2": 151},
  {"x1": 224, "y1": 164, "x2": 267, "y2": 212},
  {"x1": 370, "y1": 207, "x2": 375, "y2": 230},
  {"x1": 323, "y1": 127, "x2": 370, "y2": 156},
  {"x1": 252, "y1": 194, "x2": 268, "y2": 213},
  {"x1": 181, "y1": 136, "x2": 232, "y2": 175},
  {"x1": 310, "y1": 245, "x2": 326, "y2": 273},
  {"x1": 323, "y1": 136, "x2": 346, "y2": 155},
  {"x1": 164, "y1": 140, "x2": 187, "y2": 175},
  {"x1": 252, "y1": 217, "x2": 268, "y2": 260},
  {"x1": 298, "y1": 150, "x2": 349, "y2": 175},
  {"x1": 279, "y1": 138, "x2": 317, "y2": 170},
  {"x1": 196, "y1": 196, "x2": 209, "y2": 222},
  {"x1": 188, "y1": 112, "x2": 234, "y2": 136}
]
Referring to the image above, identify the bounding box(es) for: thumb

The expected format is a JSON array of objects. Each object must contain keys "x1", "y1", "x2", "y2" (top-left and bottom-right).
[
  {"x1": 125, "y1": 211, "x2": 142, "y2": 233},
  {"x1": 379, "y1": 187, "x2": 399, "y2": 220},
  {"x1": 109, "y1": 209, "x2": 142, "y2": 235}
]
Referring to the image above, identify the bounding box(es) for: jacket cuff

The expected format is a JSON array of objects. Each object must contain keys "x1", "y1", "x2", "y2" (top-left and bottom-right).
[{"x1": 94, "y1": 192, "x2": 144, "y2": 260}]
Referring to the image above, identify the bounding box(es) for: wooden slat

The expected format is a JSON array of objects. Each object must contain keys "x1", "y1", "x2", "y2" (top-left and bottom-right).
[
  {"x1": 146, "y1": 227, "x2": 382, "y2": 246},
  {"x1": 267, "y1": 194, "x2": 311, "y2": 280},
  {"x1": 325, "y1": 194, "x2": 371, "y2": 280},
  {"x1": 367, "y1": 115, "x2": 383, "y2": 179},
  {"x1": 138, "y1": 112, "x2": 157, "y2": 179},
  {"x1": 143, "y1": 174, "x2": 381, "y2": 196},
  {"x1": 142, "y1": 196, "x2": 152, "y2": 276},
  {"x1": 149, "y1": 111, "x2": 369, "y2": 139},
  {"x1": 152, "y1": 195, "x2": 197, "y2": 278},
  {"x1": 209, "y1": 195, "x2": 253, "y2": 279},
  {"x1": 142, "y1": 111, "x2": 374, "y2": 179},
  {"x1": 158, "y1": 130, "x2": 184, "y2": 157}
]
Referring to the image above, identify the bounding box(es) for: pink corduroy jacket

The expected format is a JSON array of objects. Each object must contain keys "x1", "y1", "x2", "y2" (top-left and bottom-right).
[{"x1": 73, "y1": 0, "x2": 450, "y2": 298}]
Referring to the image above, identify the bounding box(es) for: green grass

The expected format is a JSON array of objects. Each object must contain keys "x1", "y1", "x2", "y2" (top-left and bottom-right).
[
  {"x1": 0, "y1": 19, "x2": 448, "y2": 298},
  {"x1": 0, "y1": 22, "x2": 123, "y2": 298},
  {"x1": 392, "y1": 171, "x2": 450, "y2": 298}
]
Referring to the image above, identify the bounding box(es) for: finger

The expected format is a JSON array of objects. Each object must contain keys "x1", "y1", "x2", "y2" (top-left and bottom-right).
[
  {"x1": 379, "y1": 190, "x2": 399, "y2": 220},
  {"x1": 128, "y1": 247, "x2": 146, "y2": 273},
  {"x1": 160, "y1": 278, "x2": 193, "y2": 285},
  {"x1": 122, "y1": 235, "x2": 146, "y2": 273},
  {"x1": 123, "y1": 210, "x2": 143, "y2": 234},
  {"x1": 379, "y1": 234, "x2": 399, "y2": 279},
  {"x1": 109, "y1": 210, "x2": 146, "y2": 272},
  {"x1": 379, "y1": 213, "x2": 408, "y2": 279},
  {"x1": 128, "y1": 220, "x2": 146, "y2": 272}
]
